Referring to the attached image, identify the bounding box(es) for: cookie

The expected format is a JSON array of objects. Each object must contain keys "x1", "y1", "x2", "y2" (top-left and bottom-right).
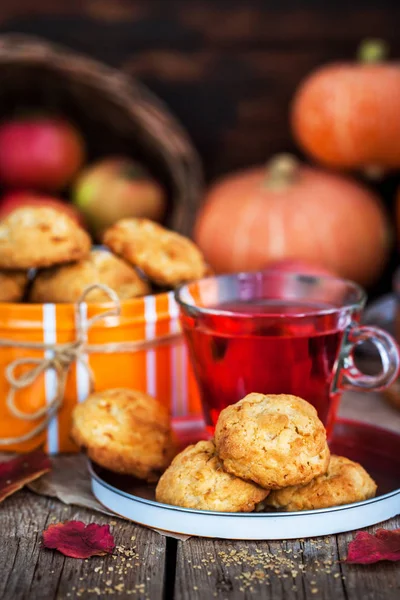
[
  {"x1": 214, "y1": 393, "x2": 330, "y2": 490},
  {"x1": 155, "y1": 440, "x2": 270, "y2": 512},
  {"x1": 267, "y1": 455, "x2": 377, "y2": 511},
  {"x1": 71, "y1": 388, "x2": 176, "y2": 481},
  {"x1": 103, "y1": 218, "x2": 208, "y2": 286},
  {"x1": 30, "y1": 249, "x2": 151, "y2": 303},
  {"x1": 0, "y1": 206, "x2": 91, "y2": 269},
  {"x1": 0, "y1": 270, "x2": 28, "y2": 302}
]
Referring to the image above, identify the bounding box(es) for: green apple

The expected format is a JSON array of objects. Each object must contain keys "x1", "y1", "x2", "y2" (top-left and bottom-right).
[{"x1": 72, "y1": 157, "x2": 166, "y2": 240}]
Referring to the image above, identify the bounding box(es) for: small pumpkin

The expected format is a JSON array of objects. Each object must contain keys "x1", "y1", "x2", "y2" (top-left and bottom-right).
[
  {"x1": 194, "y1": 154, "x2": 390, "y2": 286},
  {"x1": 292, "y1": 40, "x2": 400, "y2": 174}
]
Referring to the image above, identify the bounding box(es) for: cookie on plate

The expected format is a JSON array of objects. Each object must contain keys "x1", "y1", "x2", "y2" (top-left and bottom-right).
[
  {"x1": 103, "y1": 218, "x2": 208, "y2": 286},
  {"x1": 0, "y1": 270, "x2": 28, "y2": 302},
  {"x1": 267, "y1": 455, "x2": 377, "y2": 511},
  {"x1": 30, "y1": 249, "x2": 151, "y2": 303},
  {"x1": 0, "y1": 206, "x2": 91, "y2": 269},
  {"x1": 71, "y1": 388, "x2": 176, "y2": 481},
  {"x1": 155, "y1": 440, "x2": 270, "y2": 512},
  {"x1": 214, "y1": 393, "x2": 330, "y2": 490}
]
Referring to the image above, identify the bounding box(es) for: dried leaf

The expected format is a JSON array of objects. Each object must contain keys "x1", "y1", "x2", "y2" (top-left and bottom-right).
[
  {"x1": 345, "y1": 529, "x2": 400, "y2": 564},
  {"x1": 42, "y1": 521, "x2": 115, "y2": 558},
  {"x1": 0, "y1": 450, "x2": 51, "y2": 503}
]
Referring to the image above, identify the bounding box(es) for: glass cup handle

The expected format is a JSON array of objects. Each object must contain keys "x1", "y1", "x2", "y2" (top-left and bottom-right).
[{"x1": 337, "y1": 325, "x2": 400, "y2": 391}]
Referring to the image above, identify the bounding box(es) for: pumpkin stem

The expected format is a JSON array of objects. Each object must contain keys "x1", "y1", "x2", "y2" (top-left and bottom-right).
[
  {"x1": 264, "y1": 154, "x2": 299, "y2": 190},
  {"x1": 357, "y1": 39, "x2": 388, "y2": 63}
]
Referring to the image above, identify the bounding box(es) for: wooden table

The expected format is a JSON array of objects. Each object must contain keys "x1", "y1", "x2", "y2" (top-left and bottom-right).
[{"x1": 1, "y1": 489, "x2": 399, "y2": 600}]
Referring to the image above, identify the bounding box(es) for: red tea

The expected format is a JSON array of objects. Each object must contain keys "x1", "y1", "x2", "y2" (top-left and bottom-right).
[{"x1": 180, "y1": 299, "x2": 349, "y2": 436}]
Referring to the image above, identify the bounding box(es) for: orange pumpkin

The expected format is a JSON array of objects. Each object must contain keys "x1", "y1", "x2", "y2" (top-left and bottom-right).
[
  {"x1": 194, "y1": 155, "x2": 391, "y2": 286},
  {"x1": 292, "y1": 40, "x2": 400, "y2": 173}
]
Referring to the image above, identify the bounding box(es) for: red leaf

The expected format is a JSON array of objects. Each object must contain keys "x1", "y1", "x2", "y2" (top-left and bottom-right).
[
  {"x1": 42, "y1": 521, "x2": 115, "y2": 559},
  {"x1": 0, "y1": 450, "x2": 51, "y2": 503},
  {"x1": 345, "y1": 529, "x2": 400, "y2": 564}
]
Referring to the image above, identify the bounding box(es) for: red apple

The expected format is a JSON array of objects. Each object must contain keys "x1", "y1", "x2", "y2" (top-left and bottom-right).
[
  {"x1": 72, "y1": 157, "x2": 166, "y2": 240},
  {"x1": 0, "y1": 117, "x2": 85, "y2": 191},
  {"x1": 264, "y1": 259, "x2": 336, "y2": 277},
  {"x1": 0, "y1": 191, "x2": 87, "y2": 228}
]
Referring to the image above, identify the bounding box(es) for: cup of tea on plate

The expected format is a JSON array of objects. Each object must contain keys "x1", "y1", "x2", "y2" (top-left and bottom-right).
[{"x1": 175, "y1": 270, "x2": 400, "y2": 437}]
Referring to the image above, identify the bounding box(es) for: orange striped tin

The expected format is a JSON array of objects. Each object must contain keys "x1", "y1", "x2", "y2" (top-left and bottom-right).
[{"x1": 0, "y1": 292, "x2": 202, "y2": 454}]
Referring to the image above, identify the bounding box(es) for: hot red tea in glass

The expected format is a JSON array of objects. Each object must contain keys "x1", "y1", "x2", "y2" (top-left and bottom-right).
[{"x1": 175, "y1": 271, "x2": 399, "y2": 437}]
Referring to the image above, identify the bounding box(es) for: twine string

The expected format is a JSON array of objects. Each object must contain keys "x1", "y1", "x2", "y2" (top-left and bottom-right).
[{"x1": 0, "y1": 284, "x2": 181, "y2": 445}]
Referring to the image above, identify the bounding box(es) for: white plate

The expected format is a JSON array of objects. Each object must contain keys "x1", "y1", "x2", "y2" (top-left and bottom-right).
[{"x1": 89, "y1": 420, "x2": 400, "y2": 540}]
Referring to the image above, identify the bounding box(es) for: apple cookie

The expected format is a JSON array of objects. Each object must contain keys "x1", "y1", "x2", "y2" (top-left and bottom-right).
[
  {"x1": 71, "y1": 388, "x2": 176, "y2": 481},
  {"x1": 0, "y1": 206, "x2": 91, "y2": 269},
  {"x1": 0, "y1": 270, "x2": 28, "y2": 302},
  {"x1": 103, "y1": 218, "x2": 208, "y2": 286},
  {"x1": 267, "y1": 455, "x2": 377, "y2": 511},
  {"x1": 214, "y1": 393, "x2": 330, "y2": 490},
  {"x1": 30, "y1": 249, "x2": 150, "y2": 303},
  {"x1": 155, "y1": 440, "x2": 270, "y2": 512}
]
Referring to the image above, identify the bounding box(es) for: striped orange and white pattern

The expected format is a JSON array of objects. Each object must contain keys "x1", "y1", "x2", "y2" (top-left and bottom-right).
[{"x1": 0, "y1": 292, "x2": 202, "y2": 454}]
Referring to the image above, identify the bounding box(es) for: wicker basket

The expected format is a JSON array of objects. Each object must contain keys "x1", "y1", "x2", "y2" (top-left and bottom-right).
[{"x1": 0, "y1": 34, "x2": 202, "y2": 235}]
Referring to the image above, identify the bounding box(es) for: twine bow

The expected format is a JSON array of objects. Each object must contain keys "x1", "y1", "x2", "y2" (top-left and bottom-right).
[{"x1": 0, "y1": 284, "x2": 181, "y2": 445}]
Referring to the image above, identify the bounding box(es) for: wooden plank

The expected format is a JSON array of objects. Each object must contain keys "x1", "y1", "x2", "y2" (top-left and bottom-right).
[
  {"x1": 336, "y1": 516, "x2": 400, "y2": 600},
  {"x1": 177, "y1": 1, "x2": 400, "y2": 46},
  {"x1": 0, "y1": 489, "x2": 166, "y2": 600},
  {"x1": 175, "y1": 517, "x2": 400, "y2": 600},
  {"x1": 0, "y1": 1, "x2": 399, "y2": 46}
]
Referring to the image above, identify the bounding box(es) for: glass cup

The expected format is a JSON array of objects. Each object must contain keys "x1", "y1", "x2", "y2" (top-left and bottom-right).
[{"x1": 175, "y1": 270, "x2": 400, "y2": 437}]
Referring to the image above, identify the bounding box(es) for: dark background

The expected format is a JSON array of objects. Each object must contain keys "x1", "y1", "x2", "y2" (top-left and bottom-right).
[{"x1": 0, "y1": 0, "x2": 400, "y2": 298}]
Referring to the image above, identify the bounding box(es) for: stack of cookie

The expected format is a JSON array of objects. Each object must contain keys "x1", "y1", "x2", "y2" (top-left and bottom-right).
[
  {"x1": 71, "y1": 387, "x2": 377, "y2": 513},
  {"x1": 0, "y1": 206, "x2": 209, "y2": 303},
  {"x1": 0, "y1": 206, "x2": 91, "y2": 302},
  {"x1": 156, "y1": 393, "x2": 377, "y2": 513}
]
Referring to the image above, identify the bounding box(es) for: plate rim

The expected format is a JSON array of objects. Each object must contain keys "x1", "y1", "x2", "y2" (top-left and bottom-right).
[{"x1": 88, "y1": 461, "x2": 400, "y2": 520}]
